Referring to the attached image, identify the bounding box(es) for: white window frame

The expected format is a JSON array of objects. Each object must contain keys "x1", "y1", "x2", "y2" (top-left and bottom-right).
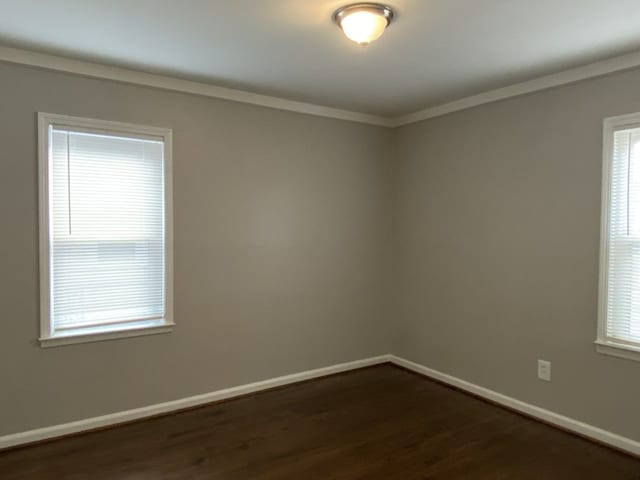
[
  {"x1": 38, "y1": 113, "x2": 174, "y2": 347},
  {"x1": 597, "y1": 112, "x2": 640, "y2": 361}
]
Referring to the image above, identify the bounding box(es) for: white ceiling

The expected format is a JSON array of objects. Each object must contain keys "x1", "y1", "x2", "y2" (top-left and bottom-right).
[{"x1": 1, "y1": 0, "x2": 640, "y2": 117}]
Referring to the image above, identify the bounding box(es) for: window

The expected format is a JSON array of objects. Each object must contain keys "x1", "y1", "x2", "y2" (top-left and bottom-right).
[
  {"x1": 598, "y1": 112, "x2": 640, "y2": 361},
  {"x1": 38, "y1": 113, "x2": 173, "y2": 347}
]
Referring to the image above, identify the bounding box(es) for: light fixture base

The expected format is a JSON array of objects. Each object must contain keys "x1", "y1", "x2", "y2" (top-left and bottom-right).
[{"x1": 333, "y1": 3, "x2": 395, "y2": 26}]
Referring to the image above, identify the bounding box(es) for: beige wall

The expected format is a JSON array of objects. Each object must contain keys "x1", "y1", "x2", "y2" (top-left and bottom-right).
[
  {"x1": 3, "y1": 58, "x2": 640, "y2": 443},
  {"x1": 0, "y1": 62, "x2": 393, "y2": 436},
  {"x1": 393, "y1": 67, "x2": 640, "y2": 441}
]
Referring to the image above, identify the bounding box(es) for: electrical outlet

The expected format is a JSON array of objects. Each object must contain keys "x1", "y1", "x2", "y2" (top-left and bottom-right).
[{"x1": 538, "y1": 360, "x2": 551, "y2": 382}]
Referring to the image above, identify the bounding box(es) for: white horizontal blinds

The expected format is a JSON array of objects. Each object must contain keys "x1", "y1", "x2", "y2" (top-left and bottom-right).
[
  {"x1": 49, "y1": 128, "x2": 165, "y2": 331},
  {"x1": 607, "y1": 127, "x2": 640, "y2": 345}
]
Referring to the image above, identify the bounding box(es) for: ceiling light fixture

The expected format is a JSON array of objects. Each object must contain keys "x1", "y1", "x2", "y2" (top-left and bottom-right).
[{"x1": 333, "y1": 3, "x2": 395, "y2": 46}]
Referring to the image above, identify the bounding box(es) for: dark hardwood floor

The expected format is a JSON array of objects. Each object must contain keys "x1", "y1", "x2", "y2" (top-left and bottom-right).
[{"x1": 1, "y1": 364, "x2": 639, "y2": 479}]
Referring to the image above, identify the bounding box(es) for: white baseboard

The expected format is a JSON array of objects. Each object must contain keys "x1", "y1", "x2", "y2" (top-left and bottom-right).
[
  {"x1": 388, "y1": 355, "x2": 640, "y2": 457},
  {"x1": 3, "y1": 354, "x2": 638, "y2": 457},
  {"x1": 0, "y1": 355, "x2": 391, "y2": 450}
]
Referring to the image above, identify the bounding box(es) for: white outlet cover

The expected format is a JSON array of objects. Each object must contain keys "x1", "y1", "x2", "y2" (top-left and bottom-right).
[{"x1": 538, "y1": 360, "x2": 551, "y2": 381}]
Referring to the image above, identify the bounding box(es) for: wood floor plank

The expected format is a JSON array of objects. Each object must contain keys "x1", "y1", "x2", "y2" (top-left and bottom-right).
[{"x1": 1, "y1": 364, "x2": 639, "y2": 479}]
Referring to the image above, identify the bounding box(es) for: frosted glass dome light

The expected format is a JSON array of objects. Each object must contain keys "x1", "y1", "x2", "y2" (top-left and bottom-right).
[{"x1": 333, "y1": 3, "x2": 395, "y2": 46}]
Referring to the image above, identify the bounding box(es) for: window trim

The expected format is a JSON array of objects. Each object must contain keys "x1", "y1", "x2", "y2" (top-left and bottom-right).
[
  {"x1": 597, "y1": 112, "x2": 640, "y2": 361},
  {"x1": 38, "y1": 112, "x2": 174, "y2": 348}
]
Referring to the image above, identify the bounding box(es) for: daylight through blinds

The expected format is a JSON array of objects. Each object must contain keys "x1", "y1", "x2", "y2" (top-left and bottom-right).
[{"x1": 49, "y1": 128, "x2": 166, "y2": 331}]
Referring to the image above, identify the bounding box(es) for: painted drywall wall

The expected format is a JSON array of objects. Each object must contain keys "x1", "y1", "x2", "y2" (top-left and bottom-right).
[
  {"x1": 3, "y1": 56, "x2": 640, "y2": 445},
  {"x1": 393, "y1": 67, "x2": 640, "y2": 441},
  {"x1": 0, "y1": 62, "x2": 393, "y2": 436}
]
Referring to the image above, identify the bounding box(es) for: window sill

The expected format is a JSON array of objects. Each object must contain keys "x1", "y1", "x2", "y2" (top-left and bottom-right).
[
  {"x1": 595, "y1": 340, "x2": 640, "y2": 362},
  {"x1": 40, "y1": 321, "x2": 174, "y2": 348}
]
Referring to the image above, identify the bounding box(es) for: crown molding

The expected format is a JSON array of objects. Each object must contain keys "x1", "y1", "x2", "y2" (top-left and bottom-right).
[
  {"x1": 0, "y1": 45, "x2": 393, "y2": 127},
  {"x1": 391, "y1": 49, "x2": 640, "y2": 127},
  {"x1": 2, "y1": 45, "x2": 640, "y2": 129}
]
